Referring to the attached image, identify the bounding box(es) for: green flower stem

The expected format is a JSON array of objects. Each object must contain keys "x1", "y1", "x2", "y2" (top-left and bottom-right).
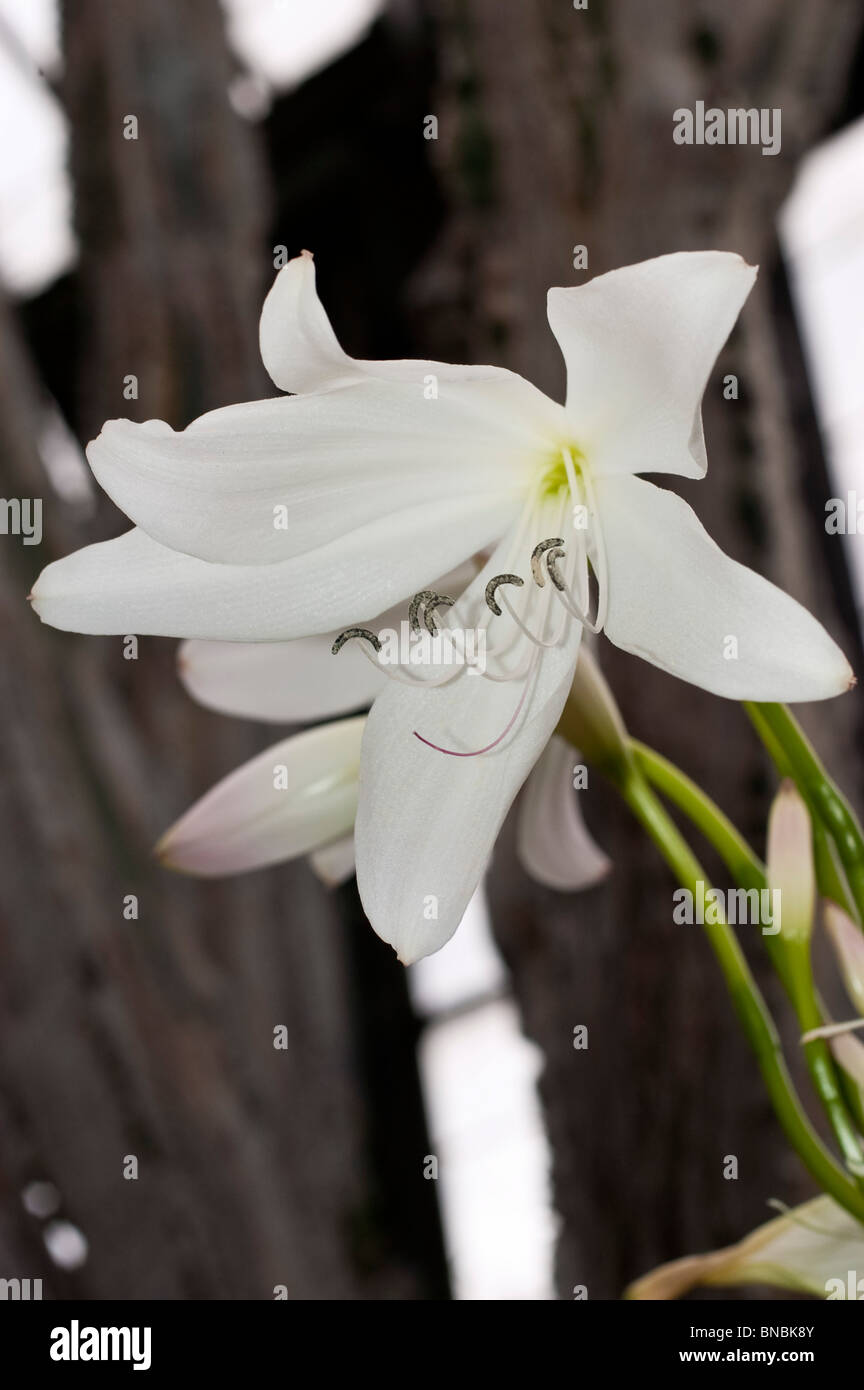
[
  {"x1": 836, "y1": 1046, "x2": 864, "y2": 1135},
  {"x1": 746, "y1": 703, "x2": 864, "y2": 926},
  {"x1": 619, "y1": 766, "x2": 864, "y2": 1223},
  {"x1": 631, "y1": 739, "x2": 864, "y2": 1176},
  {"x1": 632, "y1": 739, "x2": 791, "y2": 995},
  {"x1": 812, "y1": 821, "x2": 855, "y2": 919},
  {"x1": 631, "y1": 741, "x2": 764, "y2": 892},
  {"x1": 785, "y1": 941, "x2": 864, "y2": 1178},
  {"x1": 744, "y1": 706, "x2": 854, "y2": 915}
]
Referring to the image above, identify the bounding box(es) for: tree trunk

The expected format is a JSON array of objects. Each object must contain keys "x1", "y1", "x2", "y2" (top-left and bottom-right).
[
  {"x1": 417, "y1": 0, "x2": 864, "y2": 1297},
  {"x1": 0, "y1": 0, "x2": 445, "y2": 1300}
]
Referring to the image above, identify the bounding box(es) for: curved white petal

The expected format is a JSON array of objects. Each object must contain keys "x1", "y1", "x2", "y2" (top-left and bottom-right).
[
  {"x1": 517, "y1": 734, "x2": 611, "y2": 891},
  {"x1": 597, "y1": 474, "x2": 854, "y2": 701},
  {"x1": 30, "y1": 495, "x2": 511, "y2": 641},
  {"x1": 355, "y1": 530, "x2": 583, "y2": 964},
  {"x1": 179, "y1": 633, "x2": 387, "y2": 722},
  {"x1": 85, "y1": 372, "x2": 558, "y2": 566},
  {"x1": 308, "y1": 834, "x2": 356, "y2": 887},
  {"x1": 177, "y1": 562, "x2": 477, "y2": 723},
  {"x1": 548, "y1": 251, "x2": 756, "y2": 479},
  {"x1": 260, "y1": 251, "x2": 554, "y2": 397},
  {"x1": 627, "y1": 1195, "x2": 864, "y2": 1300},
  {"x1": 156, "y1": 717, "x2": 364, "y2": 876},
  {"x1": 259, "y1": 252, "x2": 357, "y2": 394}
]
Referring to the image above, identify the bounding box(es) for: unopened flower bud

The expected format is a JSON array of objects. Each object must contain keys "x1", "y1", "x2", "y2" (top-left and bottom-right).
[
  {"x1": 766, "y1": 780, "x2": 813, "y2": 944},
  {"x1": 824, "y1": 900, "x2": 864, "y2": 1015}
]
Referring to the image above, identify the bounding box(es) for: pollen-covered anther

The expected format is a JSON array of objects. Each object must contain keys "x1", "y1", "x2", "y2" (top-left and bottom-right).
[
  {"x1": 331, "y1": 627, "x2": 382, "y2": 656},
  {"x1": 545, "y1": 548, "x2": 567, "y2": 592},
  {"x1": 409, "y1": 589, "x2": 456, "y2": 635},
  {"x1": 485, "y1": 572, "x2": 524, "y2": 617},
  {"x1": 530, "y1": 538, "x2": 565, "y2": 587}
]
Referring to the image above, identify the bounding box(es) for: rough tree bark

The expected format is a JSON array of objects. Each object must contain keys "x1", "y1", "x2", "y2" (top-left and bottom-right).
[
  {"x1": 0, "y1": 0, "x2": 445, "y2": 1299},
  {"x1": 414, "y1": 0, "x2": 864, "y2": 1297}
]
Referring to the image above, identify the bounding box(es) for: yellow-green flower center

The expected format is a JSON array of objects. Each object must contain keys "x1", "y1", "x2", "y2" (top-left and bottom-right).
[{"x1": 539, "y1": 445, "x2": 585, "y2": 498}]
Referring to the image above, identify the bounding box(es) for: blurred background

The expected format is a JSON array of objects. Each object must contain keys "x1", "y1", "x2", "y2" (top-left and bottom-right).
[{"x1": 1, "y1": 0, "x2": 863, "y2": 1301}]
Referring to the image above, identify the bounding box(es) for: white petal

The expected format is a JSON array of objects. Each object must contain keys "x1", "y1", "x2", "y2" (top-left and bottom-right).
[
  {"x1": 179, "y1": 633, "x2": 387, "y2": 722},
  {"x1": 260, "y1": 250, "x2": 556, "y2": 397},
  {"x1": 597, "y1": 474, "x2": 854, "y2": 700},
  {"x1": 259, "y1": 252, "x2": 357, "y2": 394},
  {"x1": 355, "y1": 532, "x2": 583, "y2": 964},
  {"x1": 548, "y1": 251, "x2": 756, "y2": 479},
  {"x1": 85, "y1": 372, "x2": 559, "y2": 566},
  {"x1": 308, "y1": 835, "x2": 356, "y2": 887},
  {"x1": 177, "y1": 562, "x2": 477, "y2": 722},
  {"x1": 627, "y1": 1195, "x2": 864, "y2": 1300},
  {"x1": 156, "y1": 717, "x2": 364, "y2": 876},
  {"x1": 517, "y1": 734, "x2": 611, "y2": 890},
  {"x1": 30, "y1": 497, "x2": 510, "y2": 641}
]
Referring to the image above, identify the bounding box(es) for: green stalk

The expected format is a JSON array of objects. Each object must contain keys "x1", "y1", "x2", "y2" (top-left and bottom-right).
[
  {"x1": 631, "y1": 739, "x2": 864, "y2": 1178},
  {"x1": 620, "y1": 766, "x2": 864, "y2": 1222},
  {"x1": 745, "y1": 705, "x2": 854, "y2": 915},
  {"x1": 633, "y1": 740, "x2": 792, "y2": 996},
  {"x1": 746, "y1": 703, "x2": 864, "y2": 925},
  {"x1": 631, "y1": 741, "x2": 764, "y2": 891},
  {"x1": 785, "y1": 941, "x2": 864, "y2": 1178}
]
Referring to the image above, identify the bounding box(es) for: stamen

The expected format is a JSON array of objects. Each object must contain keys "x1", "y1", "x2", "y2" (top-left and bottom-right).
[
  {"x1": 545, "y1": 549, "x2": 567, "y2": 591},
  {"x1": 491, "y1": 492, "x2": 576, "y2": 661},
  {"x1": 552, "y1": 580, "x2": 603, "y2": 635},
  {"x1": 561, "y1": 446, "x2": 581, "y2": 499},
  {"x1": 413, "y1": 653, "x2": 539, "y2": 757},
  {"x1": 485, "y1": 573, "x2": 524, "y2": 616},
  {"x1": 500, "y1": 530, "x2": 573, "y2": 651},
  {"x1": 537, "y1": 450, "x2": 609, "y2": 634},
  {"x1": 332, "y1": 621, "x2": 467, "y2": 689},
  {"x1": 800, "y1": 1018, "x2": 864, "y2": 1044},
  {"x1": 531, "y1": 538, "x2": 564, "y2": 587},
  {"x1": 346, "y1": 632, "x2": 469, "y2": 689},
  {"x1": 581, "y1": 465, "x2": 609, "y2": 631},
  {"x1": 409, "y1": 589, "x2": 455, "y2": 635},
  {"x1": 331, "y1": 627, "x2": 382, "y2": 656}
]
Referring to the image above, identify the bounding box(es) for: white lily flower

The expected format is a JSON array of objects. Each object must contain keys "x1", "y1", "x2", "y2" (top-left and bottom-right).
[
  {"x1": 31, "y1": 250, "x2": 849, "y2": 697},
  {"x1": 626, "y1": 1194, "x2": 864, "y2": 1300},
  {"x1": 158, "y1": 712, "x2": 611, "y2": 901},
  {"x1": 31, "y1": 250, "x2": 852, "y2": 961}
]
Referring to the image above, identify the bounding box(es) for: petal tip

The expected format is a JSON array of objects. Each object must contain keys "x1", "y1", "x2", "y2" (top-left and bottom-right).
[
  {"x1": 312, "y1": 868, "x2": 343, "y2": 891},
  {"x1": 153, "y1": 830, "x2": 185, "y2": 873}
]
